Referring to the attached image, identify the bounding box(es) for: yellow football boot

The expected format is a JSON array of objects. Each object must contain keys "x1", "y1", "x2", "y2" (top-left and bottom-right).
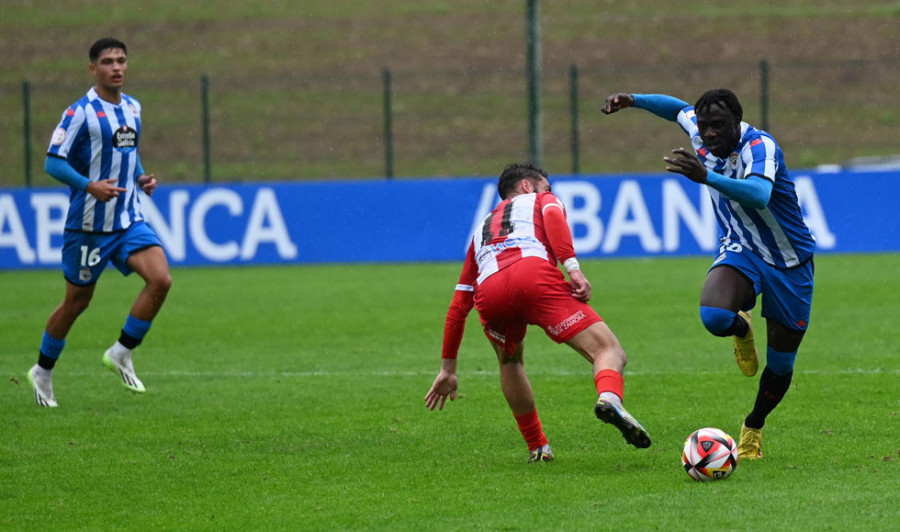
[
  {"x1": 738, "y1": 423, "x2": 763, "y2": 460},
  {"x1": 733, "y1": 310, "x2": 759, "y2": 377}
]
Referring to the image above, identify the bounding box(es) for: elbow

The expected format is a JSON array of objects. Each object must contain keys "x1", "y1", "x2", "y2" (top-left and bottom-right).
[
  {"x1": 749, "y1": 197, "x2": 769, "y2": 210},
  {"x1": 747, "y1": 192, "x2": 771, "y2": 210},
  {"x1": 747, "y1": 177, "x2": 773, "y2": 210}
]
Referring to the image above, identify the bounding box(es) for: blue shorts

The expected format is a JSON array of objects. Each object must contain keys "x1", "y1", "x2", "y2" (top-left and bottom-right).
[
  {"x1": 709, "y1": 245, "x2": 814, "y2": 332},
  {"x1": 62, "y1": 221, "x2": 163, "y2": 286}
]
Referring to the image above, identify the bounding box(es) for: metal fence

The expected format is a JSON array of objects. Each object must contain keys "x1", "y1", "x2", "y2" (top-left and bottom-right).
[{"x1": 2, "y1": 58, "x2": 897, "y2": 187}]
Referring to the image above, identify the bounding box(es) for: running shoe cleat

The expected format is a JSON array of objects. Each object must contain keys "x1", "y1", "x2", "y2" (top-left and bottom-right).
[
  {"x1": 528, "y1": 444, "x2": 554, "y2": 464},
  {"x1": 27, "y1": 365, "x2": 58, "y2": 408},
  {"x1": 738, "y1": 423, "x2": 763, "y2": 459},
  {"x1": 733, "y1": 310, "x2": 759, "y2": 377},
  {"x1": 594, "y1": 398, "x2": 651, "y2": 449},
  {"x1": 102, "y1": 349, "x2": 146, "y2": 393}
]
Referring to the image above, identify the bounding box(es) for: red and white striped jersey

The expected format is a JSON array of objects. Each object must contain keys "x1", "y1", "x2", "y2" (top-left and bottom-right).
[
  {"x1": 442, "y1": 190, "x2": 577, "y2": 359},
  {"x1": 470, "y1": 191, "x2": 567, "y2": 285}
]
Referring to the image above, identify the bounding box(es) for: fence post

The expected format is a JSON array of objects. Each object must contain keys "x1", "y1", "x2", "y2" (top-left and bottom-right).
[
  {"x1": 526, "y1": 0, "x2": 542, "y2": 166},
  {"x1": 759, "y1": 59, "x2": 769, "y2": 132},
  {"x1": 23, "y1": 81, "x2": 33, "y2": 187},
  {"x1": 201, "y1": 75, "x2": 211, "y2": 183},
  {"x1": 569, "y1": 64, "x2": 580, "y2": 174},
  {"x1": 383, "y1": 68, "x2": 394, "y2": 179}
]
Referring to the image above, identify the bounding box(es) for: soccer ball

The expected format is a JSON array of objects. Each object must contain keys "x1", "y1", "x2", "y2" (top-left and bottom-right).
[{"x1": 681, "y1": 427, "x2": 738, "y2": 481}]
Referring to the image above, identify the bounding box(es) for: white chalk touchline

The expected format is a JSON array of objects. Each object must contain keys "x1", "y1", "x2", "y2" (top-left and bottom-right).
[{"x1": 49, "y1": 368, "x2": 899, "y2": 378}]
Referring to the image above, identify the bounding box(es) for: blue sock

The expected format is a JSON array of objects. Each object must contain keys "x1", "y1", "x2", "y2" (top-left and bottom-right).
[
  {"x1": 766, "y1": 346, "x2": 797, "y2": 375},
  {"x1": 41, "y1": 331, "x2": 66, "y2": 359},
  {"x1": 119, "y1": 315, "x2": 152, "y2": 349},
  {"x1": 38, "y1": 332, "x2": 66, "y2": 370}
]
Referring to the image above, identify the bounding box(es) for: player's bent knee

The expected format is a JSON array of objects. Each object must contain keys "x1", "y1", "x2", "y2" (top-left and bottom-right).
[
  {"x1": 157, "y1": 273, "x2": 173, "y2": 293},
  {"x1": 568, "y1": 322, "x2": 626, "y2": 366},
  {"x1": 63, "y1": 288, "x2": 95, "y2": 314},
  {"x1": 65, "y1": 298, "x2": 92, "y2": 316},
  {"x1": 699, "y1": 306, "x2": 737, "y2": 337},
  {"x1": 145, "y1": 271, "x2": 172, "y2": 293},
  {"x1": 766, "y1": 346, "x2": 797, "y2": 375}
]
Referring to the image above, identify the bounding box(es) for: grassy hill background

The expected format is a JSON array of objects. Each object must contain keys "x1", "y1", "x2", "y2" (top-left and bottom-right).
[{"x1": 1, "y1": 1, "x2": 898, "y2": 185}]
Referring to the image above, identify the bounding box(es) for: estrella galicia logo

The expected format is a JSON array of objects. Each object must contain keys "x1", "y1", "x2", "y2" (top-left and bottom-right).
[{"x1": 113, "y1": 125, "x2": 138, "y2": 153}]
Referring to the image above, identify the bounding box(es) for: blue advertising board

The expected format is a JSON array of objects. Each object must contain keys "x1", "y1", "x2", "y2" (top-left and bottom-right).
[{"x1": 0, "y1": 169, "x2": 897, "y2": 269}]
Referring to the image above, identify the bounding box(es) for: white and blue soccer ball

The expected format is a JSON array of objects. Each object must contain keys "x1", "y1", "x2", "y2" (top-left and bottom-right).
[{"x1": 682, "y1": 427, "x2": 738, "y2": 481}]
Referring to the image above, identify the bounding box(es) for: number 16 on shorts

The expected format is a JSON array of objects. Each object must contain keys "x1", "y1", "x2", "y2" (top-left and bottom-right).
[{"x1": 78, "y1": 246, "x2": 100, "y2": 282}]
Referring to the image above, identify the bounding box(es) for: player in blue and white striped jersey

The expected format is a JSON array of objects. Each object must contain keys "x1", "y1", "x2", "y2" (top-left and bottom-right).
[
  {"x1": 604, "y1": 89, "x2": 816, "y2": 460},
  {"x1": 47, "y1": 80, "x2": 146, "y2": 233},
  {"x1": 26, "y1": 38, "x2": 172, "y2": 408}
]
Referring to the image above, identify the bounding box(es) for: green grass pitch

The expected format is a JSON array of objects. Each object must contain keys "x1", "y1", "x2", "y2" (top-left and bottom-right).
[{"x1": 2, "y1": 254, "x2": 898, "y2": 530}]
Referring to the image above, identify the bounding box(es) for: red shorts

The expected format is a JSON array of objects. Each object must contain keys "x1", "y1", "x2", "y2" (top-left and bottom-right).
[{"x1": 474, "y1": 257, "x2": 602, "y2": 354}]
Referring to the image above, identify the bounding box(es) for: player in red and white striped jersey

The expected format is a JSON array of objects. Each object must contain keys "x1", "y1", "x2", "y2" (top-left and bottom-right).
[{"x1": 425, "y1": 163, "x2": 651, "y2": 463}]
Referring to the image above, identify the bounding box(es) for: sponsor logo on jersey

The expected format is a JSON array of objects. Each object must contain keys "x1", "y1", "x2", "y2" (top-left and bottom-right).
[
  {"x1": 51, "y1": 128, "x2": 67, "y2": 146},
  {"x1": 548, "y1": 310, "x2": 585, "y2": 337},
  {"x1": 750, "y1": 138, "x2": 763, "y2": 147},
  {"x1": 488, "y1": 235, "x2": 540, "y2": 254},
  {"x1": 66, "y1": 108, "x2": 75, "y2": 116},
  {"x1": 128, "y1": 103, "x2": 139, "y2": 117},
  {"x1": 113, "y1": 125, "x2": 137, "y2": 151}
]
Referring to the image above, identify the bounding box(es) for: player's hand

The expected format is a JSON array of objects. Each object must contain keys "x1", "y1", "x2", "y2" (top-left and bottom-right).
[
  {"x1": 664, "y1": 147, "x2": 708, "y2": 183},
  {"x1": 602, "y1": 93, "x2": 635, "y2": 114},
  {"x1": 568, "y1": 269, "x2": 592, "y2": 302},
  {"x1": 425, "y1": 370, "x2": 458, "y2": 411},
  {"x1": 85, "y1": 178, "x2": 127, "y2": 202},
  {"x1": 137, "y1": 173, "x2": 157, "y2": 196}
]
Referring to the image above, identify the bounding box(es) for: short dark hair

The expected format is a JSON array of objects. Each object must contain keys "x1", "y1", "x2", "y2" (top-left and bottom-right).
[
  {"x1": 89, "y1": 38, "x2": 127, "y2": 62},
  {"x1": 497, "y1": 162, "x2": 548, "y2": 199},
  {"x1": 695, "y1": 88, "x2": 743, "y2": 122}
]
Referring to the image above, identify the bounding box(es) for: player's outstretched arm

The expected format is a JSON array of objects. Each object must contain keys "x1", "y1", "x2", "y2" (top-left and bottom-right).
[
  {"x1": 602, "y1": 93, "x2": 635, "y2": 114},
  {"x1": 605, "y1": 93, "x2": 688, "y2": 121},
  {"x1": 425, "y1": 359, "x2": 458, "y2": 411},
  {"x1": 664, "y1": 147, "x2": 708, "y2": 183},
  {"x1": 664, "y1": 148, "x2": 773, "y2": 208}
]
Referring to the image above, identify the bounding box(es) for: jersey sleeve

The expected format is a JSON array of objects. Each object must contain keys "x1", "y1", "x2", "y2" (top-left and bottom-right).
[
  {"x1": 441, "y1": 242, "x2": 477, "y2": 359},
  {"x1": 540, "y1": 193, "x2": 576, "y2": 264},
  {"x1": 633, "y1": 94, "x2": 689, "y2": 122},
  {"x1": 45, "y1": 156, "x2": 90, "y2": 191},
  {"x1": 47, "y1": 105, "x2": 86, "y2": 160},
  {"x1": 742, "y1": 135, "x2": 778, "y2": 183},
  {"x1": 676, "y1": 105, "x2": 701, "y2": 142}
]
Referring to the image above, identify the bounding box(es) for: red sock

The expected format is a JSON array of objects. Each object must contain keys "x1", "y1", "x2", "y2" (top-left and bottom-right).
[
  {"x1": 594, "y1": 369, "x2": 624, "y2": 402},
  {"x1": 514, "y1": 408, "x2": 548, "y2": 451}
]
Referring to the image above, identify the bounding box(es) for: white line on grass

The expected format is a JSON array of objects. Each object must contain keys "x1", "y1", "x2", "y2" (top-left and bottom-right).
[{"x1": 52, "y1": 368, "x2": 900, "y2": 378}]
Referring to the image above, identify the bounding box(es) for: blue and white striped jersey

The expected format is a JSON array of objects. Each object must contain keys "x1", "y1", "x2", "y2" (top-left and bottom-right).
[
  {"x1": 677, "y1": 106, "x2": 815, "y2": 268},
  {"x1": 47, "y1": 87, "x2": 145, "y2": 233}
]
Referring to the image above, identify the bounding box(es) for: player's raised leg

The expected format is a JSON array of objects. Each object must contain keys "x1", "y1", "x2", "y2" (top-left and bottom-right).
[
  {"x1": 567, "y1": 321, "x2": 650, "y2": 449},
  {"x1": 699, "y1": 265, "x2": 758, "y2": 376},
  {"x1": 103, "y1": 245, "x2": 172, "y2": 393}
]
